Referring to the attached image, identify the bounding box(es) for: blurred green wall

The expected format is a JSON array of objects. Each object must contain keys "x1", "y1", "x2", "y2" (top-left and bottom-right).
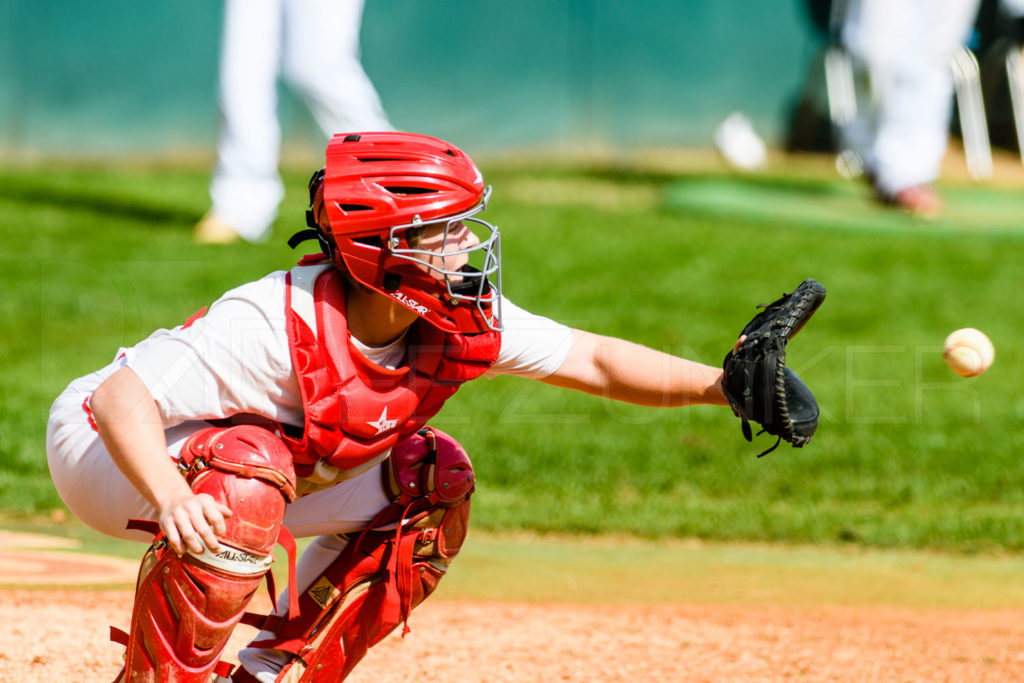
[{"x1": 0, "y1": 0, "x2": 823, "y2": 159}]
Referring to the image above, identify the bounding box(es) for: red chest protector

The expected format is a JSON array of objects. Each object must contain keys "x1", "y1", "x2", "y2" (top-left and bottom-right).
[{"x1": 282, "y1": 265, "x2": 500, "y2": 479}]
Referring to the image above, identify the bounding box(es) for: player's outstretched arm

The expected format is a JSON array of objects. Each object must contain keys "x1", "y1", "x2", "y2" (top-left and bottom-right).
[
  {"x1": 541, "y1": 329, "x2": 730, "y2": 408},
  {"x1": 90, "y1": 366, "x2": 232, "y2": 556}
]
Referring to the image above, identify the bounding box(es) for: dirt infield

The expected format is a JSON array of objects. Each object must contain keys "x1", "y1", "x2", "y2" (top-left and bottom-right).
[
  {"x1": 4, "y1": 530, "x2": 1024, "y2": 682},
  {"x1": 3, "y1": 587, "x2": 1024, "y2": 682}
]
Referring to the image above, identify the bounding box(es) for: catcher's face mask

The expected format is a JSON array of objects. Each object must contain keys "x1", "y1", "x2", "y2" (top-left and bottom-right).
[{"x1": 386, "y1": 188, "x2": 502, "y2": 332}]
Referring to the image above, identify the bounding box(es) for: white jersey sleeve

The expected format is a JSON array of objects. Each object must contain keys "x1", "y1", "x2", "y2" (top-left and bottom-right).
[
  {"x1": 486, "y1": 297, "x2": 575, "y2": 379},
  {"x1": 124, "y1": 271, "x2": 303, "y2": 428}
]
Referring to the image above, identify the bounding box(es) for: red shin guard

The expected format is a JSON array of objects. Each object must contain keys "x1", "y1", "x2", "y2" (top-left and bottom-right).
[
  {"x1": 116, "y1": 426, "x2": 297, "y2": 683},
  {"x1": 238, "y1": 428, "x2": 473, "y2": 682}
]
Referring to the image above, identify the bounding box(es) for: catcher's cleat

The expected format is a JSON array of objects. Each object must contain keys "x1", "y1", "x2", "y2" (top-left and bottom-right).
[{"x1": 723, "y1": 279, "x2": 826, "y2": 457}]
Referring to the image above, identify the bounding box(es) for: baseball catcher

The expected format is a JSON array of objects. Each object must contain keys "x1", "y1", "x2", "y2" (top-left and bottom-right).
[
  {"x1": 45, "y1": 132, "x2": 827, "y2": 682},
  {"x1": 722, "y1": 278, "x2": 826, "y2": 456}
]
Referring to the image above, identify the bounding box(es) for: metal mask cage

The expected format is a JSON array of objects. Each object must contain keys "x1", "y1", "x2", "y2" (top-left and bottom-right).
[{"x1": 386, "y1": 187, "x2": 502, "y2": 331}]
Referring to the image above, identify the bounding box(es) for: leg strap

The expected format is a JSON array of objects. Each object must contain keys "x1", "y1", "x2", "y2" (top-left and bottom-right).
[
  {"x1": 113, "y1": 426, "x2": 297, "y2": 683},
  {"x1": 236, "y1": 427, "x2": 473, "y2": 682}
]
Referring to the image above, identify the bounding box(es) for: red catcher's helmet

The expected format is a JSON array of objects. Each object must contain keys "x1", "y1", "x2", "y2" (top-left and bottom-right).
[{"x1": 295, "y1": 132, "x2": 501, "y2": 334}]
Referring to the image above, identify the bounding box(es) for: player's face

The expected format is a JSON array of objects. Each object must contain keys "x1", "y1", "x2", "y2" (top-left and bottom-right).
[
  {"x1": 386, "y1": 197, "x2": 501, "y2": 330},
  {"x1": 409, "y1": 220, "x2": 480, "y2": 281}
]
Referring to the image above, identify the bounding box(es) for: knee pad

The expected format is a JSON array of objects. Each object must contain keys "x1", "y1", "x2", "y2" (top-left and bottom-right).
[
  {"x1": 179, "y1": 425, "x2": 297, "y2": 556},
  {"x1": 116, "y1": 426, "x2": 297, "y2": 683},
  {"x1": 238, "y1": 427, "x2": 472, "y2": 682},
  {"x1": 384, "y1": 427, "x2": 474, "y2": 560}
]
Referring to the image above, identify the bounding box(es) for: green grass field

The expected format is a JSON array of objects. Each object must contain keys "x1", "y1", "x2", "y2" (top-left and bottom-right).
[{"x1": 2, "y1": 155, "x2": 1023, "y2": 553}]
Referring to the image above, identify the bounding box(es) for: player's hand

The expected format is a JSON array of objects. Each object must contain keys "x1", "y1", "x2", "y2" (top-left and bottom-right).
[{"x1": 158, "y1": 492, "x2": 234, "y2": 557}]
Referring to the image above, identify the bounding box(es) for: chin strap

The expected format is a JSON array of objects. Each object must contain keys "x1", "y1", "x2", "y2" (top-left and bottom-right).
[
  {"x1": 291, "y1": 167, "x2": 335, "y2": 260},
  {"x1": 448, "y1": 264, "x2": 491, "y2": 297},
  {"x1": 288, "y1": 219, "x2": 336, "y2": 263}
]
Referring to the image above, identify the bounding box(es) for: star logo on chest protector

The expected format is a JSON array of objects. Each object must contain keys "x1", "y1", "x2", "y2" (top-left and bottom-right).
[{"x1": 367, "y1": 406, "x2": 399, "y2": 435}]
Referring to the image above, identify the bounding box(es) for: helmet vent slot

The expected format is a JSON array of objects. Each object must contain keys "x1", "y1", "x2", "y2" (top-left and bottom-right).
[
  {"x1": 338, "y1": 203, "x2": 372, "y2": 212},
  {"x1": 355, "y1": 236, "x2": 384, "y2": 248},
  {"x1": 357, "y1": 157, "x2": 404, "y2": 162},
  {"x1": 384, "y1": 186, "x2": 437, "y2": 196}
]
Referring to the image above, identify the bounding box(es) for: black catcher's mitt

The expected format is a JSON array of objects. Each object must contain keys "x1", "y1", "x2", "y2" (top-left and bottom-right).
[{"x1": 722, "y1": 279, "x2": 826, "y2": 456}]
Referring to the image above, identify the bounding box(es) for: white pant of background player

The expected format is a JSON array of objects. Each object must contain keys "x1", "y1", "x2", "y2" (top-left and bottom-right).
[
  {"x1": 838, "y1": 0, "x2": 981, "y2": 196},
  {"x1": 211, "y1": 0, "x2": 393, "y2": 241}
]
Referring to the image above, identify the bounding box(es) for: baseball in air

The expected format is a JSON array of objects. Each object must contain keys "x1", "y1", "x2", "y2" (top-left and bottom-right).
[{"x1": 943, "y1": 328, "x2": 994, "y2": 377}]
